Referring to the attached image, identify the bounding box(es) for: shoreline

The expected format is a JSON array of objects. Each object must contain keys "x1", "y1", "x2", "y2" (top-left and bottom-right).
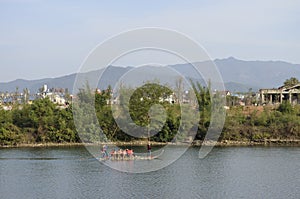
[{"x1": 1, "y1": 139, "x2": 300, "y2": 148}]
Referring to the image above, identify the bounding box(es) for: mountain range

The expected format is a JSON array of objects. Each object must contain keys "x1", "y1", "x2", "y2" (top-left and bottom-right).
[{"x1": 0, "y1": 57, "x2": 299, "y2": 94}]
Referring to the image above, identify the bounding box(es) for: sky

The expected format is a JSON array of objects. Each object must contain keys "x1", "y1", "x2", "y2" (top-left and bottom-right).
[{"x1": 0, "y1": 0, "x2": 299, "y2": 82}]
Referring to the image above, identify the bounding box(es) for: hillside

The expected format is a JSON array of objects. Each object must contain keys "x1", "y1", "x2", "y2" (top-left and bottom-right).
[{"x1": 0, "y1": 57, "x2": 299, "y2": 93}]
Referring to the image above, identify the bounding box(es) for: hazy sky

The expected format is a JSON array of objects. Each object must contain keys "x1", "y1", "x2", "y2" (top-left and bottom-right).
[{"x1": 0, "y1": 0, "x2": 299, "y2": 82}]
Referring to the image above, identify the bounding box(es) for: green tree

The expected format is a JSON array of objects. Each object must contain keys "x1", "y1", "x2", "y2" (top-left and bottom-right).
[
  {"x1": 190, "y1": 80, "x2": 211, "y2": 140},
  {"x1": 0, "y1": 123, "x2": 21, "y2": 146},
  {"x1": 129, "y1": 83, "x2": 173, "y2": 127},
  {"x1": 278, "y1": 101, "x2": 293, "y2": 114},
  {"x1": 284, "y1": 77, "x2": 299, "y2": 87}
]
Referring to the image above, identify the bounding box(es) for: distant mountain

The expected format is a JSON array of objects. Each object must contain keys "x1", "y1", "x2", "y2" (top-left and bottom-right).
[
  {"x1": 170, "y1": 57, "x2": 300, "y2": 91},
  {"x1": 0, "y1": 66, "x2": 132, "y2": 94},
  {"x1": 0, "y1": 57, "x2": 299, "y2": 94},
  {"x1": 215, "y1": 57, "x2": 300, "y2": 88},
  {"x1": 224, "y1": 82, "x2": 259, "y2": 93}
]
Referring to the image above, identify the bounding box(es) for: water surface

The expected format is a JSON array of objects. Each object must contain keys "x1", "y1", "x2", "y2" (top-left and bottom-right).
[{"x1": 0, "y1": 146, "x2": 299, "y2": 199}]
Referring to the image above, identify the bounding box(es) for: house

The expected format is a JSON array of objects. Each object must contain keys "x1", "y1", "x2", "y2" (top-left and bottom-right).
[
  {"x1": 51, "y1": 94, "x2": 66, "y2": 105},
  {"x1": 2, "y1": 105, "x2": 12, "y2": 111},
  {"x1": 158, "y1": 93, "x2": 176, "y2": 104},
  {"x1": 259, "y1": 83, "x2": 300, "y2": 105},
  {"x1": 38, "y1": 84, "x2": 67, "y2": 105}
]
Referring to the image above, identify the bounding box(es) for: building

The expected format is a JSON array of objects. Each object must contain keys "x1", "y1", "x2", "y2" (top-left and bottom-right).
[
  {"x1": 259, "y1": 84, "x2": 300, "y2": 105},
  {"x1": 38, "y1": 84, "x2": 68, "y2": 105},
  {"x1": 159, "y1": 93, "x2": 176, "y2": 104}
]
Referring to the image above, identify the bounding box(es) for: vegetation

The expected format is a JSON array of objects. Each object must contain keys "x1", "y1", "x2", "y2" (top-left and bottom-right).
[
  {"x1": 221, "y1": 104, "x2": 300, "y2": 141},
  {"x1": 76, "y1": 83, "x2": 182, "y2": 143},
  {"x1": 0, "y1": 98, "x2": 79, "y2": 146},
  {"x1": 1, "y1": 80, "x2": 300, "y2": 146},
  {"x1": 283, "y1": 77, "x2": 300, "y2": 87}
]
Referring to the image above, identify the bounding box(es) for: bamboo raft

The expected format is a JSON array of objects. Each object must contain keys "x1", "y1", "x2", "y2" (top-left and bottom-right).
[{"x1": 97, "y1": 149, "x2": 164, "y2": 161}]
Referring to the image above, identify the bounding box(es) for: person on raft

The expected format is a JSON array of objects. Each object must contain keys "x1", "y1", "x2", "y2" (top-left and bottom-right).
[
  {"x1": 147, "y1": 142, "x2": 151, "y2": 157},
  {"x1": 102, "y1": 144, "x2": 109, "y2": 158}
]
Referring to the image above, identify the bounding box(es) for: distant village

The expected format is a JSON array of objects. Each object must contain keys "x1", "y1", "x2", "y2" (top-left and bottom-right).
[
  {"x1": 1, "y1": 80, "x2": 300, "y2": 111},
  {"x1": 0, "y1": 84, "x2": 71, "y2": 111}
]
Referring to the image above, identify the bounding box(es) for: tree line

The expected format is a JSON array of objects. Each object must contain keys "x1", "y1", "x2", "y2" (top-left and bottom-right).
[
  {"x1": 1, "y1": 80, "x2": 300, "y2": 146},
  {"x1": 0, "y1": 98, "x2": 79, "y2": 145}
]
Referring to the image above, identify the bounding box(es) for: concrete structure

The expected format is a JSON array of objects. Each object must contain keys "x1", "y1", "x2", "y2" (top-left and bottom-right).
[{"x1": 259, "y1": 84, "x2": 300, "y2": 105}]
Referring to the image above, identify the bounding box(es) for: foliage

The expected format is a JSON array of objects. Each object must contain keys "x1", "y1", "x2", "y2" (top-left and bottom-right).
[
  {"x1": 0, "y1": 98, "x2": 79, "y2": 146},
  {"x1": 278, "y1": 101, "x2": 293, "y2": 114},
  {"x1": 283, "y1": 77, "x2": 299, "y2": 87},
  {"x1": 190, "y1": 81, "x2": 211, "y2": 140},
  {"x1": 221, "y1": 104, "x2": 300, "y2": 141},
  {"x1": 1, "y1": 82, "x2": 300, "y2": 146},
  {"x1": 95, "y1": 83, "x2": 181, "y2": 142}
]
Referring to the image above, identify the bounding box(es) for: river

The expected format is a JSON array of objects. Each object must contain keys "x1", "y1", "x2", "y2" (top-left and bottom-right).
[{"x1": 0, "y1": 146, "x2": 299, "y2": 199}]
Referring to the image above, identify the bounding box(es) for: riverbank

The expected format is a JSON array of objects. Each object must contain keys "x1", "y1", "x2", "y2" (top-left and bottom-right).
[
  {"x1": 197, "y1": 139, "x2": 300, "y2": 146},
  {"x1": 1, "y1": 139, "x2": 300, "y2": 148}
]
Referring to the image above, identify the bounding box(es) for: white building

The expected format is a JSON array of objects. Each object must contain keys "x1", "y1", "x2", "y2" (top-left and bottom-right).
[{"x1": 38, "y1": 84, "x2": 67, "y2": 105}]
